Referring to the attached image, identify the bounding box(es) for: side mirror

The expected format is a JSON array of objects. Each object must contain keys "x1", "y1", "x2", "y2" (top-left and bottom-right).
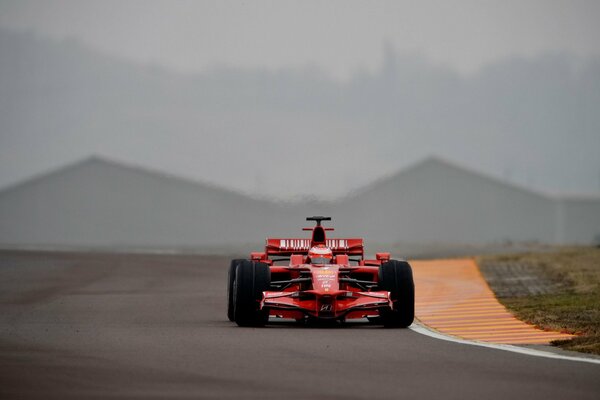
[{"x1": 375, "y1": 252, "x2": 391, "y2": 262}]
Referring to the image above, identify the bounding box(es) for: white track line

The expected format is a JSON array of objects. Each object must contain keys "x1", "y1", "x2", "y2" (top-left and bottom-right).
[{"x1": 410, "y1": 323, "x2": 600, "y2": 365}]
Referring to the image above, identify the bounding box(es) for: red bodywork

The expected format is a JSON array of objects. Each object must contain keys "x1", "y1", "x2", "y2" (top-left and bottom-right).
[{"x1": 249, "y1": 221, "x2": 394, "y2": 321}]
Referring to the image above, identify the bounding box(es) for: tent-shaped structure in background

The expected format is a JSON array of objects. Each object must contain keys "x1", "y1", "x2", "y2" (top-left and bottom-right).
[
  {"x1": 0, "y1": 156, "x2": 598, "y2": 248},
  {"x1": 0, "y1": 157, "x2": 309, "y2": 249},
  {"x1": 333, "y1": 157, "x2": 600, "y2": 245}
]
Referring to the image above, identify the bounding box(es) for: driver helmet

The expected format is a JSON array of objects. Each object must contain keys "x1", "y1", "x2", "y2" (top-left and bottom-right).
[{"x1": 308, "y1": 245, "x2": 333, "y2": 264}]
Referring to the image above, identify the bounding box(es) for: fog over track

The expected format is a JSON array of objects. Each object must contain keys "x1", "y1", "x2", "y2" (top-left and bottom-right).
[{"x1": 1, "y1": 251, "x2": 598, "y2": 399}]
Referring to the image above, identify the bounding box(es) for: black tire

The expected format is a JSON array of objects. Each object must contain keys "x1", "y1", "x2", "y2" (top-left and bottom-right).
[
  {"x1": 378, "y1": 260, "x2": 415, "y2": 328},
  {"x1": 233, "y1": 260, "x2": 270, "y2": 327},
  {"x1": 227, "y1": 259, "x2": 245, "y2": 321}
]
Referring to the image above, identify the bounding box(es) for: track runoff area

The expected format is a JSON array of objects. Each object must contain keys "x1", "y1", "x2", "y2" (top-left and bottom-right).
[{"x1": 411, "y1": 259, "x2": 599, "y2": 364}]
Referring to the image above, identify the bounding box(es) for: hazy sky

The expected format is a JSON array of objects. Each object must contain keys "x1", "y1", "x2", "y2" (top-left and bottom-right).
[
  {"x1": 1, "y1": 0, "x2": 599, "y2": 79},
  {"x1": 1, "y1": 0, "x2": 600, "y2": 199}
]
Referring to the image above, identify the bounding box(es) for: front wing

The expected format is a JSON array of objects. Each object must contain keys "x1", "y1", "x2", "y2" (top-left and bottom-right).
[{"x1": 262, "y1": 290, "x2": 393, "y2": 320}]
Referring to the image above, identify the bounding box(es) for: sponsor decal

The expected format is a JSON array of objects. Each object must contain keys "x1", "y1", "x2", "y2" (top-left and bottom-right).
[
  {"x1": 279, "y1": 239, "x2": 310, "y2": 249},
  {"x1": 320, "y1": 304, "x2": 333, "y2": 312},
  {"x1": 327, "y1": 239, "x2": 347, "y2": 249},
  {"x1": 265, "y1": 292, "x2": 291, "y2": 298},
  {"x1": 359, "y1": 292, "x2": 389, "y2": 299},
  {"x1": 316, "y1": 270, "x2": 335, "y2": 276},
  {"x1": 277, "y1": 239, "x2": 349, "y2": 250}
]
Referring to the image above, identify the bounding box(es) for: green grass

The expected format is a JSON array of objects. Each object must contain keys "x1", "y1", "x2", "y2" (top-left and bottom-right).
[{"x1": 478, "y1": 247, "x2": 600, "y2": 355}]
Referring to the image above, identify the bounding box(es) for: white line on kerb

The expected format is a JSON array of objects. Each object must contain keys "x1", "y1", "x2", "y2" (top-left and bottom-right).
[{"x1": 410, "y1": 323, "x2": 600, "y2": 365}]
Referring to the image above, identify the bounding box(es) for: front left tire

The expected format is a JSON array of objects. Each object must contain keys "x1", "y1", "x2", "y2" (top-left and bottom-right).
[{"x1": 378, "y1": 260, "x2": 415, "y2": 328}]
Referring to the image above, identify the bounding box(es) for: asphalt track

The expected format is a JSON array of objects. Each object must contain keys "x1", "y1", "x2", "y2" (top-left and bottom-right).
[{"x1": 1, "y1": 251, "x2": 599, "y2": 399}]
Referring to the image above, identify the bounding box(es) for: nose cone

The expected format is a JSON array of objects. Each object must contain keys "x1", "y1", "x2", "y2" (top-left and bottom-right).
[{"x1": 311, "y1": 266, "x2": 340, "y2": 293}]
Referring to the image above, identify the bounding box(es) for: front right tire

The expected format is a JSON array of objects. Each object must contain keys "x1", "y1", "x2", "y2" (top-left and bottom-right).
[
  {"x1": 227, "y1": 259, "x2": 244, "y2": 321},
  {"x1": 233, "y1": 260, "x2": 270, "y2": 327}
]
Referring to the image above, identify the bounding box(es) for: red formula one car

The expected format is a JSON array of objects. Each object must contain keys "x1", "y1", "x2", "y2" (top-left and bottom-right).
[{"x1": 227, "y1": 217, "x2": 414, "y2": 327}]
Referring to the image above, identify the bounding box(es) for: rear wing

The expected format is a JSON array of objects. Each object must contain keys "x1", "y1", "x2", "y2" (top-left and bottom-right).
[{"x1": 265, "y1": 238, "x2": 364, "y2": 258}]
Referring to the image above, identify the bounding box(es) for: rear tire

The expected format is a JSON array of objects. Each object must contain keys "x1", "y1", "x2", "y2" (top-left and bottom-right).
[
  {"x1": 378, "y1": 260, "x2": 415, "y2": 328},
  {"x1": 227, "y1": 259, "x2": 244, "y2": 321},
  {"x1": 233, "y1": 260, "x2": 270, "y2": 327}
]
